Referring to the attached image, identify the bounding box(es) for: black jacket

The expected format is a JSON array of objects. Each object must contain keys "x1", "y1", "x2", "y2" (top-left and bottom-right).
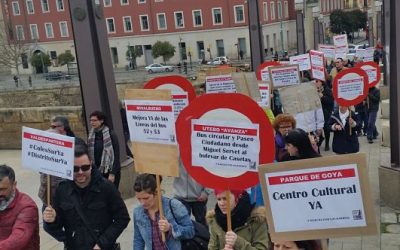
[
  {"x1": 329, "y1": 110, "x2": 360, "y2": 154},
  {"x1": 319, "y1": 84, "x2": 334, "y2": 121},
  {"x1": 367, "y1": 87, "x2": 380, "y2": 112},
  {"x1": 94, "y1": 128, "x2": 121, "y2": 175},
  {"x1": 45, "y1": 168, "x2": 130, "y2": 250}
]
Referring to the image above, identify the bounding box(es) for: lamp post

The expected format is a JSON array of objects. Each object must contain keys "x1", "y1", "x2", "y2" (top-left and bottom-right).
[
  {"x1": 295, "y1": 0, "x2": 306, "y2": 54},
  {"x1": 312, "y1": 6, "x2": 320, "y2": 50},
  {"x1": 279, "y1": 0, "x2": 284, "y2": 56},
  {"x1": 368, "y1": 9, "x2": 374, "y2": 46},
  {"x1": 375, "y1": 1, "x2": 383, "y2": 45}
]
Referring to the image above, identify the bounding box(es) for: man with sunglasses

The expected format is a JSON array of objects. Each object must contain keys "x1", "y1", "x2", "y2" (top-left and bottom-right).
[{"x1": 43, "y1": 138, "x2": 130, "y2": 250}]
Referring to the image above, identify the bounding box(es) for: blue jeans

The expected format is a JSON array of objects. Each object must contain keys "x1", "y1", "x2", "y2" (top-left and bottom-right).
[{"x1": 367, "y1": 110, "x2": 378, "y2": 139}]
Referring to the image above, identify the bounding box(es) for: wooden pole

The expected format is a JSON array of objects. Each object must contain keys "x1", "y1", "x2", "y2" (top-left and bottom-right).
[
  {"x1": 226, "y1": 190, "x2": 232, "y2": 232},
  {"x1": 156, "y1": 175, "x2": 166, "y2": 242},
  {"x1": 349, "y1": 107, "x2": 352, "y2": 136},
  {"x1": 47, "y1": 175, "x2": 51, "y2": 206}
]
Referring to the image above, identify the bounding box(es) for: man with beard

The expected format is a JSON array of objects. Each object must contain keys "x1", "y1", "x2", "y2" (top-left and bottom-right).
[
  {"x1": 0, "y1": 165, "x2": 40, "y2": 250},
  {"x1": 43, "y1": 138, "x2": 130, "y2": 250}
]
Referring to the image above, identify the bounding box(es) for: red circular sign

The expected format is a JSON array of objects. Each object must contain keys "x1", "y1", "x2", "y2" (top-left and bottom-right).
[
  {"x1": 175, "y1": 93, "x2": 275, "y2": 190},
  {"x1": 355, "y1": 61, "x2": 381, "y2": 88},
  {"x1": 256, "y1": 61, "x2": 281, "y2": 81},
  {"x1": 144, "y1": 75, "x2": 196, "y2": 102},
  {"x1": 333, "y1": 68, "x2": 369, "y2": 106}
]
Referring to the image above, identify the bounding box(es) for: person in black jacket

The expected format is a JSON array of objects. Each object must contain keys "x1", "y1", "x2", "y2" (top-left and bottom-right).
[
  {"x1": 43, "y1": 138, "x2": 130, "y2": 250},
  {"x1": 366, "y1": 86, "x2": 380, "y2": 143},
  {"x1": 315, "y1": 79, "x2": 334, "y2": 151},
  {"x1": 88, "y1": 111, "x2": 121, "y2": 189},
  {"x1": 329, "y1": 106, "x2": 360, "y2": 154}
]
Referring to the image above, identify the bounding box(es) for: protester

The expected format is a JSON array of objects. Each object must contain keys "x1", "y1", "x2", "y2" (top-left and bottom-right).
[
  {"x1": 329, "y1": 57, "x2": 348, "y2": 81},
  {"x1": 294, "y1": 107, "x2": 325, "y2": 153},
  {"x1": 284, "y1": 128, "x2": 321, "y2": 160},
  {"x1": 273, "y1": 114, "x2": 296, "y2": 161},
  {"x1": 0, "y1": 164, "x2": 40, "y2": 250},
  {"x1": 355, "y1": 102, "x2": 368, "y2": 136},
  {"x1": 329, "y1": 106, "x2": 360, "y2": 154},
  {"x1": 315, "y1": 79, "x2": 334, "y2": 151},
  {"x1": 43, "y1": 138, "x2": 130, "y2": 250},
  {"x1": 173, "y1": 161, "x2": 211, "y2": 226},
  {"x1": 51, "y1": 116, "x2": 75, "y2": 137},
  {"x1": 88, "y1": 110, "x2": 121, "y2": 188},
  {"x1": 272, "y1": 240, "x2": 322, "y2": 250},
  {"x1": 207, "y1": 189, "x2": 269, "y2": 249},
  {"x1": 366, "y1": 86, "x2": 381, "y2": 143},
  {"x1": 133, "y1": 173, "x2": 194, "y2": 249}
]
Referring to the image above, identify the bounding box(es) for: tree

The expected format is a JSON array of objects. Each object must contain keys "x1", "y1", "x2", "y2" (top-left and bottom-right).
[
  {"x1": 0, "y1": 23, "x2": 29, "y2": 76},
  {"x1": 349, "y1": 9, "x2": 367, "y2": 33},
  {"x1": 125, "y1": 46, "x2": 142, "y2": 69},
  {"x1": 57, "y1": 51, "x2": 75, "y2": 66},
  {"x1": 30, "y1": 52, "x2": 51, "y2": 70},
  {"x1": 330, "y1": 9, "x2": 367, "y2": 35},
  {"x1": 152, "y1": 41, "x2": 176, "y2": 64}
]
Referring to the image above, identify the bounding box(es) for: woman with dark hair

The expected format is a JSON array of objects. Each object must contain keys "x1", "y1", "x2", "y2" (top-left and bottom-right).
[
  {"x1": 207, "y1": 190, "x2": 269, "y2": 250},
  {"x1": 273, "y1": 240, "x2": 322, "y2": 250},
  {"x1": 51, "y1": 116, "x2": 75, "y2": 137},
  {"x1": 315, "y1": 79, "x2": 334, "y2": 151},
  {"x1": 87, "y1": 110, "x2": 121, "y2": 188},
  {"x1": 284, "y1": 128, "x2": 321, "y2": 160},
  {"x1": 133, "y1": 174, "x2": 194, "y2": 250}
]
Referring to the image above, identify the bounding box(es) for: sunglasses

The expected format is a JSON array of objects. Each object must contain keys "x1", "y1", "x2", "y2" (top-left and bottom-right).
[
  {"x1": 50, "y1": 124, "x2": 63, "y2": 129},
  {"x1": 73, "y1": 164, "x2": 91, "y2": 173}
]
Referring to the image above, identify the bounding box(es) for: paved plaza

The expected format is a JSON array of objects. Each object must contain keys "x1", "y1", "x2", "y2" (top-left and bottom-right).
[{"x1": 2, "y1": 114, "x2": 397, "y2": 249}]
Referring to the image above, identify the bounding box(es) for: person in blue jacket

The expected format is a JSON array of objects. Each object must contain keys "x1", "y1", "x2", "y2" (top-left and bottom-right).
[{"x1": 133, "y1": 174, "x2": 194, "y2": 250}]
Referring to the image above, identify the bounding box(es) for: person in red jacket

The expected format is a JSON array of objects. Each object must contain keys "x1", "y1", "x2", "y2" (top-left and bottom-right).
[{"x1": 0, "y1": 164, "x2": 40, "y2": 250}]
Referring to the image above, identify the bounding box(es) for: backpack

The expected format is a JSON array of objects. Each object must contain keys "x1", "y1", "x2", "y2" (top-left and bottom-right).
[{"x1": 169, "y1": 199, "x2": 210, "y2": 250}]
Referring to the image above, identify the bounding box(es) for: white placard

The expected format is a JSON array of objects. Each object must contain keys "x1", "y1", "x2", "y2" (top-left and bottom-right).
[
  {"x1": 289, "y1": 54, "x2": 311, "y2": 71},
  {"x1": 319, "y1": 44, "x2": 336, "y2": 59},
  {"x1": 335, "y1": 45, "x2": 348, "y2": 60},
  {"x1": 360, "y1": 65, "x2": 377, "y2": 84},
  {"x1": 270, "y1": 65, "x2": 301, "y2": 88},
  {"x1": 21, "y1": 127, "x2": 74, "y2": 180},
  {"x1": 171, "y1": 91, "x2": 189, "y2": 120},
  {"x1": 206, "y1": 74, "x2": 236, "y2": 93},
  {"x1": 265, "y1": 164, "x2": 365, "y2": 232},
  {"x1": 338, "y1": 76, "x2": 364, "y2": 100},
  {"x1": 261, "y1": 68, "x2": 271, "y2": 82},
  {"x1": 258, "y1": 84, "x2": 270, "y2": 108},
  {"x1": 310, "y1": 50, "x2": 325, "y2": 81},
  {"x1": 333, "y1": 34, "x2": 348, "y2": 47},
  {"x1": 363, "y1": 47, "x2": 375, "y2": 62},
  {"x1": 191, "y1": 119, "x2": 260, "y2": 175},
  {"x1": 355, "y1": 49, "x2": 365, "y2": 60},
  {"x1": 125, "y1": 99, "x2": 176, "y2": 145}
]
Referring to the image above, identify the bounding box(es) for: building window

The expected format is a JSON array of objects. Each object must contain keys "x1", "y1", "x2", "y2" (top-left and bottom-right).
[
  {"x1": 106, "y1": 18, "x2": 115, "y2": 33},
  {"x1": 174, "y1": 11, "x2": 184, "y2": 28},
  {"x1": 216, "y1": 39, "x2": 225, "y2": 57},
  {"x1": 155, "y1": 0, "x2": 163, "y2": 2},
  {"x1": 284, "y1": 1, "x2": 288, "y2": 18},
  {"x1": 45, "y1": 23, "x2": 54, "y2": 38},
  {"x1": 30, "y1": 24, "x2": 39, "y2": 40},
  {"x1": 140, "y1": 15, "x2": 149, "y2": 31},
  {"x1": 12, "y1": 2, "x2": 20, "y2": 15},
  {"x1": 41, "y1": 0, "x2": 49, "y2": 13},
  {"x1": 59, "y1": 21, "x2": 68, "y2": 37},
  {"x1": 121, "y1": 0, "x2": 128, "y2": 5},
  {"x1": 263, "y1": 2, "x2": 268, "y2": 21},
  {"x1": 270, "y1": 2, "x2": 275, "y2": 20},
  {"x1": 192, "y1": 10, "x2": 202, "y2": 27},
  {"x1": 16, "y1": 25, "x2": 24, "y2": 40},
  {"x1": 21, "y1": 53, "x2": 29, "y2": 69},
  {"x1": 212, "y1": 8, "x2": 223, "y2": 25},
  {"x1": 104, "y1": 0, "x2": 111, "y2": 7},
  {"x1": 234, "y1": 5, "x2": 245, "y2": 23},
  {"x1": 26, "y1": 0, "x2": 34, "y2": 14},
  {"x1": 277, "y1": 1, "x2": 282, "y2": 19},
  {"x1": 123, "y1": 16, "x2": 133, "y2": 32},
  {"x1": 57, "y1": 0, "x2": 64, "y2": 11},
  {"x1": 138, "y1": 0, "x2": 145, "y2": 3},
  {"x1": 157, "y1": 13, "x2": 167, "y2": 30}
]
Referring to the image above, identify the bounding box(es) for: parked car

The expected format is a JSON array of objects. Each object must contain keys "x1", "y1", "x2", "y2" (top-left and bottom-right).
[
  {"x1": 207, "y1": 56, "x2": 230, "y2": 65},
  {"x1": 145, "y1": 63, "x2": 174, "y2": 73},
  {"x1": 45, "y1": 71, "x2": 71, "y2": 81}
]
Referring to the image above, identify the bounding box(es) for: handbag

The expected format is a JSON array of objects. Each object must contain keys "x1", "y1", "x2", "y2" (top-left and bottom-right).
[
  {"x1": 169, "y1": 199, "x2": 210, "y2": 250},
  {"x1": 71, "y1": 195, "x2": 121, "y2": 250}
]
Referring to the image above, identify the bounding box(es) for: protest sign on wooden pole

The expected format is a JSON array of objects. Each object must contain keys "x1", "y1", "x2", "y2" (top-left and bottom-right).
[
  {"x1": 226, "y1": 190, "x2": 232, "y2": 232},
  {"x1": 258, "y1": 153, "x2": 376, "y2": 242},
  {"x1": 269, "y1": 65, "x2": 301, "y2": 88},
  {"x1": 156, "y1": 174, "x2": 166, "y2": 241},
  {"x1": 47, "y1": 175, "x2": 51, "y2": 206}
]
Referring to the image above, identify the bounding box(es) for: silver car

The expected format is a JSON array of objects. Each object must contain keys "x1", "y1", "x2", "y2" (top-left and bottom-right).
[{"x1": 145, "y1": 63, "x2": 174, "y2": 73}]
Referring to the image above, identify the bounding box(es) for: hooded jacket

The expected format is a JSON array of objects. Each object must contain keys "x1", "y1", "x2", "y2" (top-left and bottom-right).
[
  {"x1": 0, "y1": 189, "x2": 40, "y2": 250},
  {"x1": 44, "y1": 168, "x2": 130, "y2": 250}
]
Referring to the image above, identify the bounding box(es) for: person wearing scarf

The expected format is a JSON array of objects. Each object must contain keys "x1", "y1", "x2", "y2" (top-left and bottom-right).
[
  {"x1": 207, "y1": 190, "x2": 269, "y2": 250},
  {"x1": 88, "y1": 110, "x2": 121, "y2": 189}
]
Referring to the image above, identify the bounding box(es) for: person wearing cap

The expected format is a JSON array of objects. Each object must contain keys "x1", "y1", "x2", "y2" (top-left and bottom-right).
[{"x1": 207, "y1": 190, "x2": 269, "y2": 250}]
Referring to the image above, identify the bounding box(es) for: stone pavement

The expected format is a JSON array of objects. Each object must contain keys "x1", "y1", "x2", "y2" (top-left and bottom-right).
[{"x1": 0, "y1": 115, "x2": 394, "y2": 249}]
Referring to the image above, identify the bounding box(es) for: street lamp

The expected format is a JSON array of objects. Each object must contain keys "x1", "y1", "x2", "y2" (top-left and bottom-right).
[
  {"x1": 279, "y1": 0, "x2": 284, "y2": 57},
  {"x1": 312, "y1": 6, "x2": 320, "y2": 50},
  {"x1": 295, "y1": 0, "x2": 306, "y2": 54},
  {"x1": 367, "y1": 9, "x2": 374, "y2": 46}
]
